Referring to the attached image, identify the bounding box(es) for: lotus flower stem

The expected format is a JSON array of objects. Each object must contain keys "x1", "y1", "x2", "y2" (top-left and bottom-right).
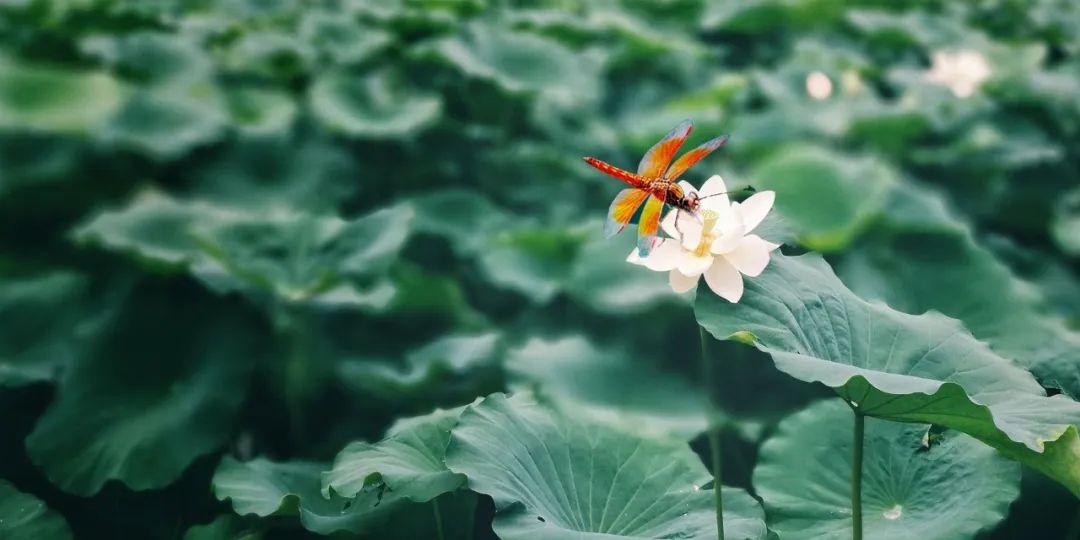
[
  {"x1": 851, "y1": 409, "x2": 865, "y2": 540},
  {"x1": 432, "y1": 496, "x2": 446, "y2": 540},
  {"x1": 699, "y1": 327, "x2": 725, "y2": 540}
]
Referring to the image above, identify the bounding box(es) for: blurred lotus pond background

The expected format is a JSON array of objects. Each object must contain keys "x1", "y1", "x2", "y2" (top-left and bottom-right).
[{"x1": 1, "y1": 0, "x2": 1079, "y2": 539}]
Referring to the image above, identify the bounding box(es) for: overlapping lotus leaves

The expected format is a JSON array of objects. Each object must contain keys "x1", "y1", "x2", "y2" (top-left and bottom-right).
[
  {"x1": 212, "y1": 456, "x2": 475, "y2": 538},
  {"x1": 754, "y1": 400, "x2": 1020, "y2": 539},
  {"x1": 695, "y1": 253, "x2": 1080, "y2": 496},
  {"x1": 506, "y1": 337, "x2": 708, "y2": 439},
  {"x1": 310, "y1": 69, "x2": 442, "y2": 138},
  {"x1": 74, "y1": 191, "x2": 411, "y2": 309},
  {"x1": 25, "y1": 290, "x2": 257, "y2": 495},
  {"x1": 750, "y1": 145, "x2": 897, "y2": 252},
  {"x1": 0, "y1": 481, "x2": 72, "y2": 540},
  {"x1": 445, "y1": 393, "x2": 769, "y2": 539},
  {"x1": 838, "y1": 190, "x2": 1080, "y2": 399},
  {"x1": 323, "y1": 406, "x2": 466, "y2": 502}
]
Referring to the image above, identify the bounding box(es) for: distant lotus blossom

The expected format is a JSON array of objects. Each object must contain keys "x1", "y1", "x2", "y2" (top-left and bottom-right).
[
  {"x1": 805, "y1": 71, "x2": 833, "y2": 100},
  {"x1": 925, "y1": 49, "x2": 991, "y2": 98},
  {"x1": 627, "y1": 175, "x2": 779, "y2": 303}
]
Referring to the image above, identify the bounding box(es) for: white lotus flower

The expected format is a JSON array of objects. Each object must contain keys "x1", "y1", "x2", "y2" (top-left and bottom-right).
[
  {"x1": 627, "y1": 175, "x2": 779, "y2": 303},
  {"x1": 925, "y1": 49, "x2": 991, "y2": 98}
]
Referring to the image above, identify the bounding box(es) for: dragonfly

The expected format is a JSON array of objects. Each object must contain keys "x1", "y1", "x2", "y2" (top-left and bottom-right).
[{"x1": 583, "y1": 120, "x2": 729, "y2": 256}]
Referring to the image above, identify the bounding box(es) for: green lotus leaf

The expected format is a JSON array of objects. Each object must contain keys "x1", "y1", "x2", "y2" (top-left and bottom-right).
[
  {"x1": 506, "y1": 336, "x2": 708, "y2": 440},
  {"x1": 80, "y1": 32, "x2": 211, "y2": 85},
  {"x1": 754, "y1": 400, "x2": 1020, "y2": 539},
  {"x1": 750, "y1": 145, "x2": 898, "y2": 252},
  {"x1": 477, "y1": 225, "x2": 587, "y2": 304},
  {"x1": 104, "y1": 89, "x2": 227, "y2": 159},
  {"x1": 339, "y1": 333, "x2": 502, "y2": 406},
  {"x1": 219, "y1": 31, "x2": 314, "y2": 80},
  {"x1": 187, "y1": 139, "x2": 359, "y2": 212},
  {"x1": 0, "y1": 56, "x2": 124, "y2": 134},
  {"x1": 417, "y1": 22, "x2": 596, "y2": 103},
  {"x1": 75, "y1": 191, "x2": 411, "y2": 309},
  {"x1": 310, "y1": 69, "x2": 442, "y2": 138},
  {"x1": 191, "y1": 203, "x2": 413, "y2": 304},
  {"x1": 1053, "y1": 188, "x2": 1080, "y2": 256},
  {"x1": 212, "y1": 457, "x2": 475, "y2": 538},
  {"x1": 444, "y1": 393, "x2": 770, "y2": 539},
  {"x1": 25, "y1": 289, "x2": 257, "y2": 495},
  {"x1": 323, "y1": 406, "x2": 466, "y2": 502},
  {"x1": 837, "y1": 190, "x2": 1080, "y2": 399},
  {"x1": 695, "y1": 252, "x2": 1080, "y2": 496},
  {"x1": 182, "y1": 515, "x2": 259, "y2": 540},
  {"x1": 73, "y1": 190, "x2": 216, "y2": 268},
  {"x1": 222, "y1": 86, "x2": 297, "y2": 135},
  {"x1": 299, "y1": 12, "x2": 393, "y2": 65},
  {"x1": 565, "y1": 231, "x2": 688, "y2": 315},
  {"x1": 0, "y1": 272, "x2": 96, "y2": 387},
  {"x1": 0, "y1": 481, "x2": 72, "y2": 540}
]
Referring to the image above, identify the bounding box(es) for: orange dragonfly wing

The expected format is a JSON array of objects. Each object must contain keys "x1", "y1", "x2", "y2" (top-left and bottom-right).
[
  {"x1": 637, "y1": 120, "x2": 692, "y2": 179},
  {"x1": 636, "y1": 192, "x2": 666, "y2": 256},
  {"x1": 583, "y1": 157, "x2": 645, "y2": 188},
  {"x1": 665, "y1": 134, "x2": 729, "y2": 181},
  {"x1": 605, "y1": 188, "x2": 650, "y2": 238}
]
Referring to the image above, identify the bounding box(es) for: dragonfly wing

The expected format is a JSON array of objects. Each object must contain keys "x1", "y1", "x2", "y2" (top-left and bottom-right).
[
  {"x1": 636, "y1": 192, "x2": 666, "y2": 256},
  {"x1": 583, "y1": 157, "x2": 645, "y2": 188},
  {"x1": 665, "y1": 134, "x2": 728, "y2": 181},
  {"x1": 637, "y1": 120, "x2": 692, "y2": 179},
  {"x1": 605, "y1": 188, "x2": 650, "y2": 238}
]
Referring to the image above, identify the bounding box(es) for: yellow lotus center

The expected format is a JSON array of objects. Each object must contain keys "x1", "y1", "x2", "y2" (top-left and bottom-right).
[{"x1": 694, "y1": 210, "x2": 720, "y2": 257}]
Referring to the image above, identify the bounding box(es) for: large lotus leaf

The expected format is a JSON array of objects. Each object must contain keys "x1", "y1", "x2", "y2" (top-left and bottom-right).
[
  {"x1": 104, "y1": 89, "x2": 227, "y2": 159},
  {"x1": 695, "y1": 253, "x2": 1080, "y2": 496},
  {"x1": 25, "y1": 288, "x2": 257, "y2": 495},
  {"x1": 410, "y1": 189, "x2": 511, "y2": 256},
  {"x1": 445, "y1": 393, "x2": 769, "y2": 539},
  {"x1": 212, "y1": 457, "x2": 475, "y2": 538},
  {"x1": 754, "y1": 400, "x2": 1020, "y2": 539},
  {"x1": 323, "y1": 406, "x2": 466, "y2": 502},
  {"x1": 506, "y1": 336, "x2": 708, "y2": 440},
  {"x1": 837, "y1": 198, "x2": 1080, "y2": 399},
  {"x1": 0, "y1": 56, "x2": 124, "y2": 133},
  {"x1": 417, "y1": 22, "x2": 596, "y2": 104},
  {"x1": 0, "y1": 272, "x2": 95, "y2": 387},
  {"x1": 310, "y1": 69, "x2": 442, "y2": 138},
  {"x1": 0, "y1": 481, "x2": 72, "y2": 540},
  {"x1": 750, "y1": 145, "x2": 897, "y2": 251},
  {"x1": 338, "y1": 333, "x2": 502, "y2": 406}
]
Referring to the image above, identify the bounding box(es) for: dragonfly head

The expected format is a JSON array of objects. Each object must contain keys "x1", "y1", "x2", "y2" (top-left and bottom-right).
[{"x1": 680, "y1": 190, "x2": 702, "y2": 212}]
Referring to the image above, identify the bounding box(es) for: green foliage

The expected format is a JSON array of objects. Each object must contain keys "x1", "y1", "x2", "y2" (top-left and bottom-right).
[
  {"x1": 0, "y1": 481, "x2": 72, "y2": 540},
  {"x1": 1, "y1": 0, "x2": 1077, "y2": 538},
  {"x1": 444, "y1": 393, "x2": 769, "y2": 539},
  {"x1": 754, "y1": 400, "x2": 1020, "y2": 539}
]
